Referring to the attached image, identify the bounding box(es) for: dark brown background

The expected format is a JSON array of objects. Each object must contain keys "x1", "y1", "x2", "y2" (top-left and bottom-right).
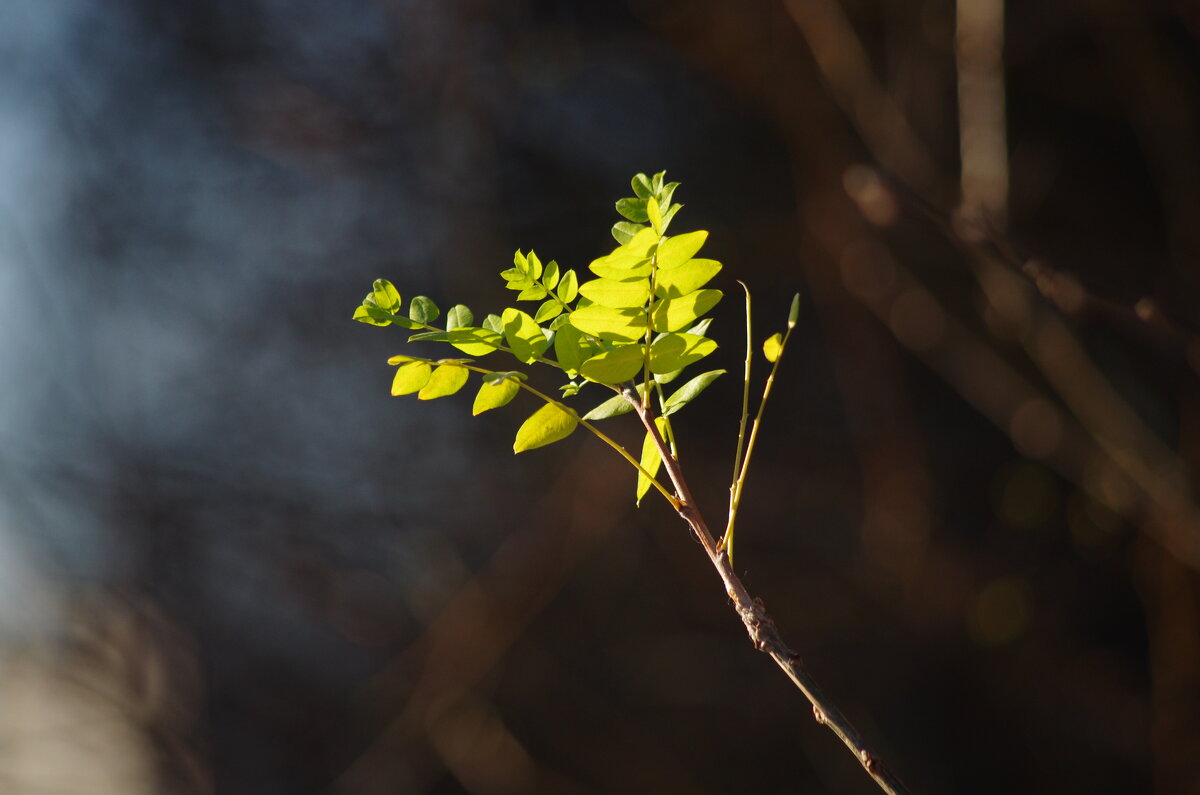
[{"x1": 1, "y1": 0, "x2": 1198, "y2": 793}]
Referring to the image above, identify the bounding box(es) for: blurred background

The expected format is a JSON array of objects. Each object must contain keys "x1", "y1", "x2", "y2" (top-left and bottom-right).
[{"x1": 1, "y1": 0, "x2": 1199, "y2": 792}]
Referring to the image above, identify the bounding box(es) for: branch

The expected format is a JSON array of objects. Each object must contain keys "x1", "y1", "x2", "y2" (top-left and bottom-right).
[{"x1": 625, "y1": 392, "x2": 910, "y2": 795}]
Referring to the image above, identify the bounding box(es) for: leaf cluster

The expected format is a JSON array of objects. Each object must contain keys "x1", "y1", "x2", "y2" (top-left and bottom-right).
[{"x1": 353, "y1": 172, "x2": 728, "y2": 502}]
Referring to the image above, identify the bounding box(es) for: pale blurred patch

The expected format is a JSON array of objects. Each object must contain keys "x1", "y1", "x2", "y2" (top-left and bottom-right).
[{"x1": 0, "y1": 590, "x2": 209, "y2": 795}]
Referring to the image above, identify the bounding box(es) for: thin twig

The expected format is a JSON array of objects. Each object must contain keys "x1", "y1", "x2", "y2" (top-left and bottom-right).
[
  {"x1": 722, "y1": 300, "x2": 797, "y2": 561},
  {"x1": 725, "y1": 282, "x2": 754, "y2": 560},
  {"x1": 624, "y1": 390, "x2": 910, "y2": 795}
]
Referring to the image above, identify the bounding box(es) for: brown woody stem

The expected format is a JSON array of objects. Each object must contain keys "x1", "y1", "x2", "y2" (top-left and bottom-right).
[{"x1": 624, "y1": 390, "x2": 910, "y2": 795}]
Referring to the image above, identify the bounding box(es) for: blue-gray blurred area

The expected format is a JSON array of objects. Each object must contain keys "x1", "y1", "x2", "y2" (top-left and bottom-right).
[{"x1": 1, "y1": 0, "x2": 1199, "y2": 793}]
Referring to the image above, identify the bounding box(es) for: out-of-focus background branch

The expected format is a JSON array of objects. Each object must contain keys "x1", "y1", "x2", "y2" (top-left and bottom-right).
[{"x1": 1, "y1": 0, "x2": 1198, "y2": 792}]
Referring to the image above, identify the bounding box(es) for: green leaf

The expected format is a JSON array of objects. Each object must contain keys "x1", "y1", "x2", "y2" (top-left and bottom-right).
[
  {"x1": 482, "y1": 313, "x2": 504, "y2": 334},
  {"x1": 651, "y1": 171, "x2": 665, "y2": 193},
  {"x1": 543, "y1": 260, "x2": 560, "y2": 290},
  {"x1": 504, "y1": 274, "x2": 536, "y2": 291},
  {"x1": 579, "y1": 344, "x2": 646, "y2": 384},
  {"x1": 568, "y1": 305, "x2": 647, "y2": 342},
  {"x1": 647, "y1": 196, "x2": 663, "y2": 235},
  {"x1": 446, "y1": 304, "x2": 473, "y2": 330},
  {"x1": 660, "y1": 203, "x2": 682, "y2": 231},
  {"x1": 763, "y1": 332, "x2": 783, "y2": 363},
  {"x1": 581, "y1": 391, "x2": 638, "y2": 421},
  {"x1": 662, "y1": 369, "x2": 726, "y2": 416},
  {"x1": 615, "y1": 197, "x2": 649, "y2": 223},
  {"x1": 578, "y1": 277, "x2": 651, "y2": 308},
  {"x1": 649, "y1": 333, "x2": 717, "y2": 374},
  {"x1": 513, "y1": 402, "x2": 578, "y2": 453},
  {"x1": 391, "y1": 361, "x2": 432, "y2": 395},
  {"x1": 650, "y1": 289, "x2": 722, "y2": 332},
  {"x1": 560, "y1": 381, "x2": 583, "y2": 397},
  {"x1": 659, "y1": 182, "x2": 680, "y2": 209},
  {"x1": 631, "y1": 173, "x2": 653, "y2": 199},
  {"x1": 501, "y1": 308, "x2": 549, "y2": 363},
  {"x1": 656, "y1": 231, "x2": 708, "y2": 270},
  {"x1": 501, "y1": 267, "x2": 527, "y2": 282},
  {"x1": 354, "y1": 304, "x2": 395, "y2": 326},
  {"x1": 513, "y1": 250, "x2": 528, "y2": 272},
  {"x1": 526, "y1": 250, "x2": 543, "y2": 280},
  {"x1": 655, "y1": 258, "x2": 722, "y2": 298},
  {"x1": 472, "y1": 376, "x2": 521, "y2": 415},
  {"x1": 636, "y1": 417, "x2": 669, "y2": 505},
  {"x1": 533, "y1": 299, "x2": 563, "y2": 323},
  {"x1": 410, "y1": 296, "x2": 440, "y2": 325},
  {"x1": 446, "y1": 327, "x2": 503, "y2": 356},
  {"x1": 372, "y1": 279, "x2": 401, "y2": 312},
  {"x1": 623, "y1": 227, "x2": 660, "y2": 254},
  {"x1": 589, "y1": 257, "x2": 652, "y2": 281},
  {"x1": 557, "y1": 269, "x2": 579, "y2": 303},
  {"x1": 548, "y1": 313, "x2": 572, "y2": 331},
  {"x1": 788, "y1": 292, "x2": 801, "y2": 327},
  {"x1": 611, "y1": 221, "x2": 643, "y2": 245},
  {"x1": 405, "y1": 330, "x2": 449, "y2": 341},
  {"x1": 589, "y1": 228, "x2": 658, "y2": 279},
  {"x1": 653, "y1": 368, "x2": 684, "y2": 385},
  {"x1": 553, "y1": 322, "x2": 599, "y2": 375},
  {"x1": 418, "y1": 364, "x2": 469, "y2": 400},
  {"x1": 651, "y1": 320, "x2": 713, "y2": 380},
  {"x1": 517, "y1": 283, "x2": 548, "y2": 301}
]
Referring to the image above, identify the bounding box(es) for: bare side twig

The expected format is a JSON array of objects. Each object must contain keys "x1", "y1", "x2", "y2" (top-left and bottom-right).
[{"x1": 623, "y1": 389, "x2": 910, "y2": 795}]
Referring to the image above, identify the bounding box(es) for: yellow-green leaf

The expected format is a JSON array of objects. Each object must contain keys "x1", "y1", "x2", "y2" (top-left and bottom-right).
[
  {"x1": 543, "y1": 260, "x2": 560, "y2": 290},
  {"x1": 589, "y1": 259, "x2": 652, "y2": 281},
  {"x1": 386, "y1": 354, "x2": 427, "y2": 365},
  {"x1": 533, "y1": 299, "x2": 563, "y2": 323},
  {"x1": 513, "y1": 402, "x2": 578, "y2": 453},
  {"x1": 654, "y1": 258, "x2": 722, "y2": 298},
  {"x1": 472, "y1": 377, "x2": 520, "y2": 415},
  {"x1": 588, "y1": 228, "x2": 658, "y2": 279},
  {"x1": 553, "y1": 322, "x2": 584, "y2": 374},
  {"x1": 763, "y1": 333, "x2": 783, "y2": 363},
  {"x1": 578, "y1": 277, "x2": 651, "y2": 308},
  {"x1": 557, "y1": 269, "x2": 579, "y2": 303},
  {"x1": 611, "y1": 221, "x2": 642, "y2": 245},
  {"x1": 647, "y1": 196, "x2": 663, "y2": 235},
  {"x1": 446, "y1": 328, "x2": 503, "y2": 356},
  {"x1": 526, "y1": 251, "x2": 543, "y2": 280},
  {"x1": 502, "y1": 308, "x2": 549, "y2": 363},
  {"x1": 636, "y1": 417, "x2": 669, "y2": 504},
  {"x1": 354, "y1": 304, "x2": 394, "y2": 326},
  {"x1": 648, "y1": 333, "x2": 717, "y2": 374},
  {"x1": 391, "y1": 361, "x2": 432, "y2": 395},
  {"x1": 418, "y1": 364, "x2": 469, "y2": 400},
  {"x1": 568, "y1": 305, "x2": 647, "y2": 342},
  {"x1": 581, "y1": 391, "x2": 638, "y2": 421},
  {"x1": 621, "y1": 227, "x2": 659, "y2": 257},
  {"x1": 372, "y1": 279, "x2": 401, "y2": 312},
  {"x1": 650, "y1": 289, "x2": 723, "y2": 332},
  {"x1": 655, "y1": 231, "x2": 707, "y2": 270},
  {"x1": 579, "y1": 344, "x2": 645, "y2": 384},
  {"x1": 517, "y1": 283, "x2": 548, "y2": 301},
  {"x1": 662, "y1": 369, "x2": 726, "y2": 416}
]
